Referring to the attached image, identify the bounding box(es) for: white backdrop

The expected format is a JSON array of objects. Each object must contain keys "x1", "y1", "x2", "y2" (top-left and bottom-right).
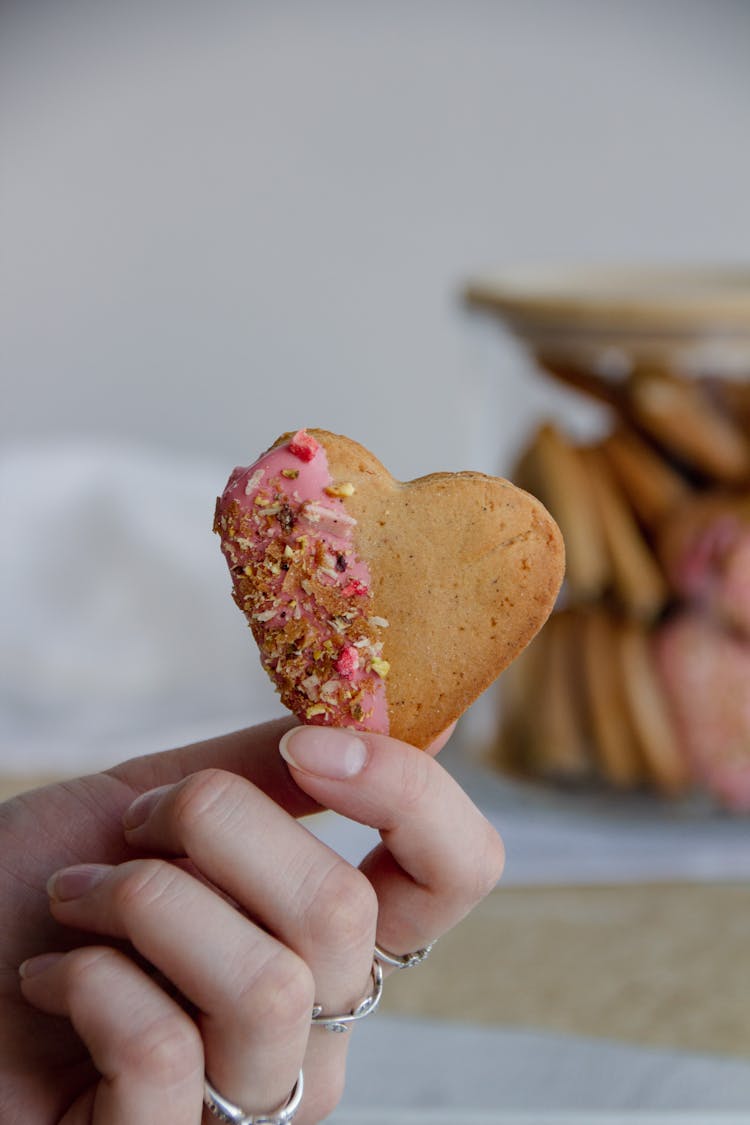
[{"x1": 2, "y1": 0, "x2": 750, "y2": 770}]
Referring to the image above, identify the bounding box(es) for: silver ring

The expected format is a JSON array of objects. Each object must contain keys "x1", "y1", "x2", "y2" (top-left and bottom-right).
[
  {"x1": 203, "y1": 1069, "x2": 303, "y2": 1125},
  {"x1": 311, "y1": 957, "x2": 383, "y2": 1033},
  {"x1": 374, "y1": 941, "x2": 435, "y2": 968}
]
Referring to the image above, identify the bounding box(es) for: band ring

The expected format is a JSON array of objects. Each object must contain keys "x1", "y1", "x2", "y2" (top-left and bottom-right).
[
  {"x1": 311, "y1": 957, "x2": 384, "y2": 1033},
  {"x1": 374, "y1": 941, "x2": 435, "y2": 968},
  {"x1": 204, "y1": 1068, "x2": 304, "y2": 1124}
]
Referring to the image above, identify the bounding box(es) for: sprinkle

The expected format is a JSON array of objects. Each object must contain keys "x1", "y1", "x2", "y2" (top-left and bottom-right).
[
  {"x1": 283, "y1": 544, "x2": 294, "y2": 558},
  {"x1": 370, "y1": 657, "x2": 390, "y2": 679},
  {"x1": 278, "y1": 504, "x2": 295, "y2": 533},
  {"x1": 336, "y1": 645, "x2": 360, "y2": 680},
  {"x1": 368, "y1": 616, "x2": 390, "y2": 629},
  {"x1": 258, "y1": 504, "x2": 281, "y2": 517},
  {"x1": 245, "y1": 468, "x2": 264, "y2": 495},
  {"x1": 342, "y1": 578, "x2": 369, "y2": 597},
  {"x1": 301, "y1": 674, "x2": 320, "y2": 700},
  {"x1": 300, "y1": 501, "x2": 357, "y2": 529},
  {"x1": 253, "y1": 609, "x2": 278, "y2": 622},
  {"x1": 281, "y1": 468, "x2": 300, "y2": 479},
  {"x1": 324, "y1": 482, "x2": 356, "y2": 498},
  {"x1": 289, "y1": 430, "x2": 320, "y2": 462},
  {"x1": 306, "y1": 703, "x2": 328, "y2": 718}
]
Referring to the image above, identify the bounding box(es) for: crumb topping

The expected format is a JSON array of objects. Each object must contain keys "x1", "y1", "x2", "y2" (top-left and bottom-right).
[
  {"x1": 289, "y1": 429, "x2": 320, "y2": 462},
  {"x1": 214, "y1": 436, "x2": 388, "y2": 731}
]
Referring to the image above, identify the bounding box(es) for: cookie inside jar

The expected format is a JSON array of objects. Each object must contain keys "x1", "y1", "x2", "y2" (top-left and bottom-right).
[{"x1": 467, "y1": 265, "x2": 750, "y2": 812}]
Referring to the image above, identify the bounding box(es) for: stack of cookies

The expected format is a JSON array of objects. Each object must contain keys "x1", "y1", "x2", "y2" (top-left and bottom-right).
[{"x1": 498, "y1": 370, "x2": 750, "y2": 811}]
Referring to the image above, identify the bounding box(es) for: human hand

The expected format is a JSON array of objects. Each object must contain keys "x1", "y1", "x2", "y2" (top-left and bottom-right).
[{"x1": 2, "y1": 718, "x2": 504, "y2": 1123}]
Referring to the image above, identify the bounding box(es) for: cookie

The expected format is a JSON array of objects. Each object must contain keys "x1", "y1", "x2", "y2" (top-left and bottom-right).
[
  {"x1": 530, "y1": 609, "x2": 591, "y2": 780},
  {"x1": 655, "y1": 611, "x2": 750, "y2": 811},
  {"x1": 625, "y1": 369, "x2": 750, "y2": 484},
  {"x1": 581, "y1": 608, "x2": 644, "y2": 788},
  {"x1": 618, "y1": 618, "x2": 689, "y2": 796},
  {"x1": 215, "y1": 429, "x2": 564, "y2": 748},
  {"x1": 601, "y1": 426, "x2": 690, "y2": 530},
  {"x1": 514, "y1": 423, "x2": 609, "y2": 601},
  {"x1": 581, "y1": 446, "x2": 668, "y2": 621},
  {"x1": 657, "y1": 494, "x2": 750, "y2": 637}
]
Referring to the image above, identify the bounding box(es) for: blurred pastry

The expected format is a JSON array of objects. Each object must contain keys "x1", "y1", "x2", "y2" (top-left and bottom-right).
[
  {"x1": 515, "y1": 423, "x2": 610, "y2": 602},
  {"x1": 658, "y1": 494, "x2": 750, "y2": 638},
  {"x1": 581, "y1": 445, "x2": 669, "y2": 621},
  {"x1": 601, "y1": 426, "x2": 690, "y2": 530},
  {"x1": 618, "y1": 619, "x2": 690, "y2": 796},
  {"x1": 581, "y1": 608, "x2": 644, "y2": 789},
  {"x1": 625, "y1": 369, "x2": 750, "y2": 484},
  {"x1": 655, "y1": 612, "x2": 750, "y2": 812}
]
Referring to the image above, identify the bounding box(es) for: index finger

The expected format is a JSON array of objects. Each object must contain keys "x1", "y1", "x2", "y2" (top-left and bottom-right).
[{"x1": 107, "y1": 717, "x2": 455, "y2": 816}]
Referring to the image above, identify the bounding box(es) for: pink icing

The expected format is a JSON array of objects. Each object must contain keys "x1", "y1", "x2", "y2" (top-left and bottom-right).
[
  {"x1": 655, "y1": 612, "x2": 750, "y2": 812},
  {"x1": 215, "y1": 433, "x2": 389, "y2": 734},
  {"x1": 673, "y1": 515, "x2": 750, "y2": 637}
]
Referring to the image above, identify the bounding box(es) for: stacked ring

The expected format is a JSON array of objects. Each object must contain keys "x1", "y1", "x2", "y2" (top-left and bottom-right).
[
  {"x1": 311, "y1": 958, "x2": 383, "y2": 1034},
  {"x1": 374, "y1": 941, "x2": 435, "y2": 969},
  {"x1": 203, "y1": 1069, "x2": 304, "y2": 1125}
]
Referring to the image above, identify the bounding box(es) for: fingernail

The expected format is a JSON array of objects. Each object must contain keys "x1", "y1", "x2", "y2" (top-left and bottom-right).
[
  {"x1": 279, "y1": 726, "x2": 368, "y2": 779},
  {"x1": 47, "y1": 864, "x2": 111, "y2": 902},
  {"x1": 19, "y1": 952, "x2": 65, "y2": 979},
  {"x1": 122, "y1": 783, "x2": 173, "y2": 830}
]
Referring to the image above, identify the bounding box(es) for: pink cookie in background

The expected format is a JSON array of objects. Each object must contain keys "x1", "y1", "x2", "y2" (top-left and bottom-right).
[
  {"x1": 658, "y1": 496, "x2": 750, "y2": 639},
  {"x1": 655, "y1": 611, "x2": 750, "y2": 812}
]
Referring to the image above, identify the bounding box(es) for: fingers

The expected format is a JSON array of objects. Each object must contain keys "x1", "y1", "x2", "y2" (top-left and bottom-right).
[
  {"x1": 108, "y1": 717, "x2": 318, "y2": 817},
  {"x1": 106, "y1": 716, "x2": 455, "y2": 819},
  {"x1": 279, "y1": 726, "x2": 505, "y2": 955},
  {"x1": 19, "y1": 946, "x2": 203, "y2": 1125},
  {"x1": 120, "y1": 770, "x2": 378, "y2": 1019},
  {"x1": 46, "y1": 861, "x2": 314, "y2": 1116}
]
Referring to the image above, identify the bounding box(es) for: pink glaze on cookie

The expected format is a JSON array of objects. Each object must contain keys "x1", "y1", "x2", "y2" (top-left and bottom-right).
[
  {"x1": 655, "y1": 611, "x2": 750, "y2": 812},
  {"x1": 214, "y1": 431, "x2": 389, "y2": 733},
  {"x1": 671, "y1": 515, "x2": 750, "y2": 638}
]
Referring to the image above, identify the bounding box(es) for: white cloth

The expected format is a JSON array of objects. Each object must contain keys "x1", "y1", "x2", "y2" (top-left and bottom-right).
[{"x1": 0, "y1": 442, "x2": 282, "y2": 772}]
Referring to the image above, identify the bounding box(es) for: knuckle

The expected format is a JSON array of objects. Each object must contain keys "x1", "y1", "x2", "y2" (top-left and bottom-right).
[
  {"x1": 121, "y1": 1012, "x2": 203, "y2": 1088},
  {"x1": 171, "y1": 768, "x2": 239, "y2": 834},
  {"x1": 472, "y1": 821, "x2": 506, "y2": 901},
  {"x1": 235, "y1": 949, "x2": 315, "y2": 1037},
  {"x1": 306, "y1": 863, "x2": 378, "y2": 956},
  {"x1": 112, "y1": 858, "x2": 182, "y2": 917},
  {"x1": 63, "y1": 945, "x2": 119, "y2": 995}
]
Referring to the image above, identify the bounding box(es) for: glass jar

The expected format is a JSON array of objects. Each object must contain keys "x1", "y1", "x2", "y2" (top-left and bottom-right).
[{"x1": 465, "y1": 265, "x2": 750, "y2": 812}]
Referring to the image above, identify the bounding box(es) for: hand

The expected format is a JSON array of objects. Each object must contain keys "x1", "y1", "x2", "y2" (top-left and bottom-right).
[{"x1": 1, "y1": 719, "x2": 504, "y2": 1123}]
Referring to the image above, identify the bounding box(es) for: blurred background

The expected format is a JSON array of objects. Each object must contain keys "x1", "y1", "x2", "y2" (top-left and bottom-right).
[{"x1": 3, "y1": 1, "x2": 750, "y2": 1118}]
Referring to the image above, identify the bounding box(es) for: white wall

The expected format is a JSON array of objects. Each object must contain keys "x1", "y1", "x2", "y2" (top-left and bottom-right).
[{"x1": 3, "y1": 0, "x2": 750, "y2": 479}]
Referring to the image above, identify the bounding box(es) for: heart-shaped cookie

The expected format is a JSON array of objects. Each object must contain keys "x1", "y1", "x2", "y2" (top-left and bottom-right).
[{"x1": 214, "y1": 429, "x2": 564, "y2": 748}]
